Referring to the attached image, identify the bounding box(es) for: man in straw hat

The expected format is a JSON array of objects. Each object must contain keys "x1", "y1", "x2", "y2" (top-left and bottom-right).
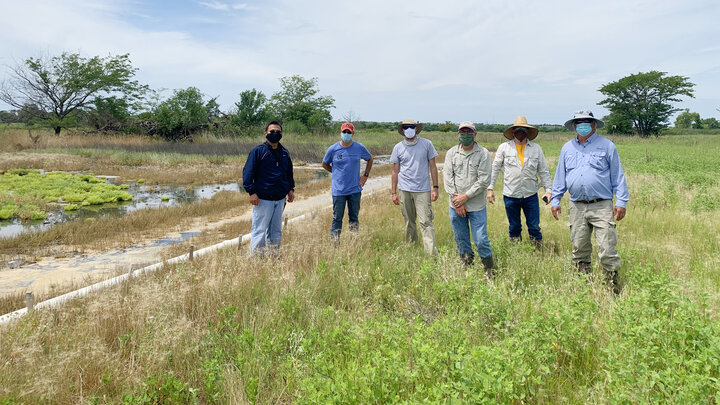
[
  {"x1": 551, "y1": 110, "x2": 629, "y2": 294},
  {"x1": 444, "y1": 121, "x2": 495, "y2": 276},
  {"x1": 487, "y1": 116, "x2": 552, "y2": 249},
  {"x1": 390, "y1": 118, "x2": 440, "y2": 254}
]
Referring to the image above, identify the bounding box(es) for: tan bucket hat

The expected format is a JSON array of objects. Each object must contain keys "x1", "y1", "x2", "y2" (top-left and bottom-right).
[
  {"x1": 504, "y1": 116, "x2": 538, "y2": 140},
  {"x1": 397, "y1": 118, "x2": 423, "y2": 135}
]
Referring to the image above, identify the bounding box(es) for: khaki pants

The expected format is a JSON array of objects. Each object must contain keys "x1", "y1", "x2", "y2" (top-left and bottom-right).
[
  {"x1": 568, "y1": 199, "x2": 620, "y2": 273},
  {"x1": 398, "y1": 190, "x2": 436, "y2": 254}
]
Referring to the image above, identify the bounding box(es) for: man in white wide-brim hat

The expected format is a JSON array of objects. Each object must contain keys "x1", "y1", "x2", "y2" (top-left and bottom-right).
[
  {"x1": 551, "y1": 110, "x2": 629, "y2": 294},
  {"x1": 390, "y1": 118, "x2": 440, "y2": 254},
  {"x1": 487, "y1": 116, "x2": 552, "y2": 250}
]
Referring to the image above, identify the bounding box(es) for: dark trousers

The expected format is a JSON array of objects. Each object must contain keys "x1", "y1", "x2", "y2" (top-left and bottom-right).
[
  {"x1": 503, "y1": 194, "x2": 542, "y2": 240},
  {"x1": 331, "y1": 192, "x2": 361, "y2": 239}
]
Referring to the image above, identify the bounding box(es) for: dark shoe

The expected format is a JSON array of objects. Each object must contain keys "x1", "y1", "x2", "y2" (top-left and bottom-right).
[
  {"x1": 460, "y1": 253, "x2": 474, "y2": 268},
  {"x1": 530, "y1": 238, "x2": 542, "y2": 251},
  {"x1": 577, "y1": 262, "x2": 592, "y2": 277},
  {"x1": 481, "y1": 256, "x2": 495, "y2": 279},
  {"x1": 605, "y1": 270, "x2": 620, "y2": 295},
  {"x1": 509, "y1": 236, "x2": 522, "y2": 243}
]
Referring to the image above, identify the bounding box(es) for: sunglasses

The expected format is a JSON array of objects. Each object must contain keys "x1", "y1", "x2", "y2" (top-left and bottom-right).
[
  {"x1": 342, "y1": 130, "x2": 353, "y2": 134},
  {"x1": 268, "y1": 130, "x2": 282, "y2": 136},
  {"x1": 402, "y1": 125, "x2": 416, "y2": 129},
  {"x1": 575, "y1": 119, "x2": 592, "y2": 124}
]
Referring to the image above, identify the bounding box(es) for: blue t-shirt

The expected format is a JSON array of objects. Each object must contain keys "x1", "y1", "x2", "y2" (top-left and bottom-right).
[{"x1": 323, "y1": 141, "x2": 372, "y2": 196}]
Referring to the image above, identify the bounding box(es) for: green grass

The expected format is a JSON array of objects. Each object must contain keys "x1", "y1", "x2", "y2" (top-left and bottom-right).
[{"x1": 1, "y1": 134, "x2": 719, "y2": 403}]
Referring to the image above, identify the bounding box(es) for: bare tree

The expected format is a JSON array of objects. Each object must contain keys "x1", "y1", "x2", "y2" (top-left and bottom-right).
[{"x1": 342, "y1": 109, "x2": 360, "y2": 123}]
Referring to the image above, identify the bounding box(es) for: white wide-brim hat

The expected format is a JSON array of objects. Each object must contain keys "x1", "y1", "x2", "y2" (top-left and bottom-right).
[{"x1": 564, "y1": 110, "x2": 605, "y2": 131}]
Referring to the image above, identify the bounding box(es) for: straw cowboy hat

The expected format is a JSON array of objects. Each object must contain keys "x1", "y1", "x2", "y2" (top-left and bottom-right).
[
  {"x1": 397, "y1": 118, "x2": 423, "y2": 135},
  {"x1": 503, "y1": 116, "x2": 538, "y2": 140},
  {"x1": 563, "y1": 110, "x2": 605, "y2": 131}
]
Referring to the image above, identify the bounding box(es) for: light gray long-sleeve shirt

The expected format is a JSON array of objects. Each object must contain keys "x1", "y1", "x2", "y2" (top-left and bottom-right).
[
  {"x1": 489, "y1": 140, "x2": 552, "y2": 198},
  {"x1": 443, "y1": 143, "x2": 492, "y2": 212}
]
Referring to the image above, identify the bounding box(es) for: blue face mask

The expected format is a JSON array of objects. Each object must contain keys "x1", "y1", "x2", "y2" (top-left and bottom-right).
[
  {"x1": 575, "y1": 122, "x2": 593, "y2": 136},
  {"x1": 341, "y1": 132, "x2": 352, "y2": 143}
]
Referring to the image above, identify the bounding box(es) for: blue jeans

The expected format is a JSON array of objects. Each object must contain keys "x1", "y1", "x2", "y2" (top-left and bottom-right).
[
  {"x1": 331, "y1": 192, "x2": 361, "y2": 240},
  {"x1": 448, "y1": 206, "x2": 492, "y2": 258},
  {"x1": 250, "y1": 198, "x2": 286, "y2": 255},
  {"x1": 503, "y1": 195, "x2": 542, "y2": 240}
]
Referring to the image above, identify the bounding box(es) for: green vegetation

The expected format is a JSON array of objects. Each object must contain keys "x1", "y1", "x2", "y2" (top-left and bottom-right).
[
  {"x1": 1, "y1": 134, "x2": 719, "y2": 403},
  {"x1": 0, "y1": 170, "x2": 132, "y2": 220}
]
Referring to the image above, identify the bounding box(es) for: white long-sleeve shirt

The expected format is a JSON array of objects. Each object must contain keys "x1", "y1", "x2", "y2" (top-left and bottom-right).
[{"x1": 488, "y1": 140, "x2": 552, "y2": 198}]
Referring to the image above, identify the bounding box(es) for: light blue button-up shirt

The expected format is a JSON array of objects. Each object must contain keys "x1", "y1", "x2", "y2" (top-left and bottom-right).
[{"x1": 551, "y1": 133, "x2": 629, "y2": 208}]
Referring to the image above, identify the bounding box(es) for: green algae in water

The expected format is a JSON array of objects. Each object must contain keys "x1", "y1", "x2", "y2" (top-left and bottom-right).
[{"x1": 0, "y1": 170, "x2": 133, "y2": 220}]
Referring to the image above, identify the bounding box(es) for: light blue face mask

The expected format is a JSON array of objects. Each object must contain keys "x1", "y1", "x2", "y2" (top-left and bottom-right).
[
  {"x1": 341, "y1": 132, "x2": 352, "y2": 143},
  {"x1": 575, "y1": 122, "x2": 593, "y2": 136}
]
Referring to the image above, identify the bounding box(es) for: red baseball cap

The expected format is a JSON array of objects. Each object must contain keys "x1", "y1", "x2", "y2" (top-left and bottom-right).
[{"x1": 341, "y1": 122, "x2": 354, "y2": 133}]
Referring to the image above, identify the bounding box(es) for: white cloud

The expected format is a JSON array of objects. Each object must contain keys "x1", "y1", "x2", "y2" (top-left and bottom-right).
[{"x1": 0, "y1": 0, "x2": 719, "y2": 123}]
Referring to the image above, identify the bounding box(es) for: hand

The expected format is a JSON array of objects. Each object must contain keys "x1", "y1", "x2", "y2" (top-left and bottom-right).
[
  {"x1": 551, "y1": 206, "x2": 561, "y2": 220},
  {"x1": 392, "y1": 192, "x2": 400, "y2": 205},
  {"x1": 451, "y1": 193, "x2": 468, "y2": 208},
  {"x1": 455, "y1": 204, "x2": 467, "y2": 218},
  {"x1": 487, "y1": 189, "x2": 495, "y2": 204},
  {"x1": 287, "y1": 189, "x2": 295, "y2": 203},
  {"x1": 359, "y1": 176, "x2": 368, "y2": 187},
  {"x1": 542, "y1": 192, "x2": 551, "y2": 205},
  {"x1": 614, "y1": 206, "x2": 626, "y2": 221},
  {"x1": 249, "y1": 193, "x2": 259, "y2": 205},
  {"x1": 431, "y1": 189, "x2": 439, "y2": 202}
]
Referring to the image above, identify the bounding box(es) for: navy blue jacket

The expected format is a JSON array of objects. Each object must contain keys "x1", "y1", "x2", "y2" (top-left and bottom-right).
[{"x1": 242, "y1": 142, "x2": 295, "y2": 201}]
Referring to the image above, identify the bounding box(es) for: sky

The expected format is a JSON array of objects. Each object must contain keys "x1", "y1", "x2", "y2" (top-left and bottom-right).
[{"x1": 1, "y1": 0, "x2": 719, "y2": 125}]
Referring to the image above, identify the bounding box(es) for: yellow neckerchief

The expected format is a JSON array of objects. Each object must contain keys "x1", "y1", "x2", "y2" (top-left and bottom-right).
[{"x1": 515, "y1": 142, "x2": 526, "y2": 166}]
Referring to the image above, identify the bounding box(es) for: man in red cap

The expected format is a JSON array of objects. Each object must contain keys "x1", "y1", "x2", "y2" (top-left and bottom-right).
[{"x1": 322, "y1": 122, "x2": 374, "y2": 241}]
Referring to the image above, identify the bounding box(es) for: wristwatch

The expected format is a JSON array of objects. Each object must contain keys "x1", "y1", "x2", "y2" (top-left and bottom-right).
[
  {"x1": 363, "y1": 172, "x2": 369, "y2": 177},
  {"x1": 433, "y1": 185, "x2": 439, "y2": 189}
]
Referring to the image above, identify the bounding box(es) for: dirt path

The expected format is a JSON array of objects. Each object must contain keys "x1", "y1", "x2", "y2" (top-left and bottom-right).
[{"x1": 0, "y1": 174, "x2": 392, "y2": 297}]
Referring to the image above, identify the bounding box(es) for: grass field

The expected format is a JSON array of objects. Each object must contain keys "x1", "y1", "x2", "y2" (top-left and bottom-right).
[{"x1": 0, "y1": 130, "x2": 719, "y2": 403}]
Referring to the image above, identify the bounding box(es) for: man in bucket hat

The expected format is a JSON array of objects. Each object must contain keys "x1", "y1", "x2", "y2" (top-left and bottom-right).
[
  {"x1": 487, "y1": 116, "x2": 552, "y2": 249},
  {"x1": 551, "y1": 110, "x2": 629, "y2": 294},
  {"x1": 390, "y1": 118, "x2": 440, "y2": 254},
  {"x1": 444, "y1": 121, "x2": 495, "y2": 276}
]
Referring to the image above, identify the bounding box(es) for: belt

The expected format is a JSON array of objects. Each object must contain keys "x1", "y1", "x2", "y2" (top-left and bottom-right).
[{"x1": 575, "y1": 198, "x2": 606, "y2": 204}]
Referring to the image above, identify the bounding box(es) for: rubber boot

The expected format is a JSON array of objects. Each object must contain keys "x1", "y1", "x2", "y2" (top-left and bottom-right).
[
  {"x1": 460, "y1": 253, "x2": 474, "y2": 268},
  {"x1": 605, "y1": 270, "x2": 620, "y2": 295},
  {"x1": 509, "y1": 236, "x2": 522, "y2": 243},
  {"x1": 577, "y1": 262, "x2": 592, "y2": 278},
  {"x1": 481, "y1": 256, "x2": 495, "y2": 279},
  {"x1": 530, "y1": 238, "x2": 542, "y2": 251}
]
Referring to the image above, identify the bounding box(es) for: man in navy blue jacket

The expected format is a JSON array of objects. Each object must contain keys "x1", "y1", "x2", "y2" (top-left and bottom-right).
[{"x1": 242, "y1": 121, "x2": 295, "y2": 255}]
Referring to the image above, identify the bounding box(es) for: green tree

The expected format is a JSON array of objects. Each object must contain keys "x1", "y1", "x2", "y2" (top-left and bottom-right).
[
  {"x1": 231, "y1": 88, "x2": 267, "y2": 130},
  {"x1": 154, "y1": 87, "x2": 217, "y2": 140},
  {"x1": 674, "y1": 109, "x2": 702, "y2": 129},
  {"x1": 598, "y1": 71, "x2": 695, "y2": 137},
  {"x1": 701, "y1": 117, "x2": 720, "y2": 129},
  {"x1": 602, "y1": 112, "x2": 635, "y2": 135},
  {"x1": 0, "y1": 52, "x2": 147, "y2": 135},
  {"x1": 268, "y1": 75, "x2": 335, "y2": 133},
  {"x1": 85, "y1": 96, "x2": 131, "y2": 131}
]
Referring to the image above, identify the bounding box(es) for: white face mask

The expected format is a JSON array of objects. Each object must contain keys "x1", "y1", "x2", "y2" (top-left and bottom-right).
[{"x1": 403, "y1": 128, "x2": 416, "y2": 138}]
